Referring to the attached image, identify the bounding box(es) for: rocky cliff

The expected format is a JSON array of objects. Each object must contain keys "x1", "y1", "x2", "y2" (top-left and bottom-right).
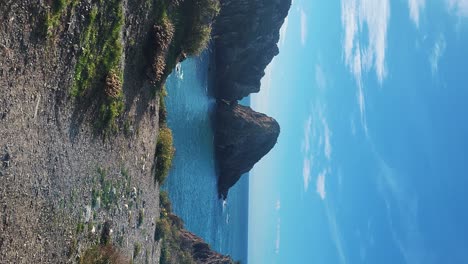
[
  {"x1": 213, "y1": 0, "x2": 291, "y2": 101},
  {"x1": 180, "y1": 229, "x2": 235, "y2": 264},
  {"x1": 215, "y1": 101, "x2": 280, "y2": 198}
]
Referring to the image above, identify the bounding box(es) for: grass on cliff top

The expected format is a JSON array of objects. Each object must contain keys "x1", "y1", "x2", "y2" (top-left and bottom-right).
[
  {"x1": 71, "y1": 0, "x2": 125, "y2": 134},
  {"x1": 154, "y1": 86, "x2": 174, "y2": 184},
  {"x1": 150, "y1": 0, "x2": 220, "y2": 92},
  {"x1": 154, "y1": 126, "x2": 175, "y2": 184},
  {"x1": 181, "y1": 0, "x2": 220, "y2": 56}
]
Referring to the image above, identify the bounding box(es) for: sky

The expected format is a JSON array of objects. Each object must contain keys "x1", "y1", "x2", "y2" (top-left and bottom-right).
[{"x1": 248, "y1": 0, "x2": 468, "y2": 263}]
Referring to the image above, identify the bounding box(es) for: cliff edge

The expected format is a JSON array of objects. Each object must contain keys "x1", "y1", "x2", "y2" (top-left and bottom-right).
[
  {"x1": 215, "y1": 102, "x2": 280, "y2": 199},
  {"x1": 213, "y1": 0, "x2": 292, "y2": 101}
]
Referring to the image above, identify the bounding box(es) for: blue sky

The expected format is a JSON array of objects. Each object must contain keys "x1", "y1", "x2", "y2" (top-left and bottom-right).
[{"x1": 248, "y1": 0, "x2": 468, "y2": 263}]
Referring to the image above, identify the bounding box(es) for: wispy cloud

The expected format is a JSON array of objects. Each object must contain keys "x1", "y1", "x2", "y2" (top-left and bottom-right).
[
  {"x1": 316, "y1": 170, "x2": 327, "y2": 200},
  {"x1": 315, "y1": 65, "x2": 327, "y2": 90},
  {"x1": 303, "y1": 157, "x2": 312, "y2": 191},
  {"x1": 377, "y1": 159, "x2": 433, "y2": 264},
  {"x1": 322, "y1": 117, "x2": 332, "y2": 160},
  {"x1": 325, "y1": 202, "x2": 347, "y2": 264},
  {"x1": 275, "y1": 218, "x2": 281, "y2": 254},
  {"x1": 300, "y1": 9, "x2": 308, "y2": 46},
  {"x1": 302, "y1": 115, "x2": 313, "y2": 154},
  {"x1": 408, "y1": 0, "x2": 426, "y2": 27},
  {"x1": 341, "y1": 0, "x2": 390, "y2": 134},
  {"x1": 275, "y1": 200, "x2": 281, "y2": 211},
  {"x1": 430, "y1": 35, "x2": 446, "y2": 75},
  {"x1": 302, "y1": 115, "x2": 314, "y2": 191},
  {"x1": 447, "y1": 0, "x2": 468, "y2": 17}
]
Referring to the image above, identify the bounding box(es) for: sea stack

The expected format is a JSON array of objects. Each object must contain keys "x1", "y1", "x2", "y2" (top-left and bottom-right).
[{"x1": 215, "y1": 101, "x2": 280, "y2": 199}]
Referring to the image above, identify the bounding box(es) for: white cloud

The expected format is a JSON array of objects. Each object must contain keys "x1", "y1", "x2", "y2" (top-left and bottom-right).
[
  {"x1": 408, "y1": 0, "x2": 426, "y2": 27},
  {"x1": 341, "y1": 0, "x2": 390, "y2": 132},
  {"x1": 303, "y1": 157, "x2": 312, "y2": 191},
  {"x1": 357, "y1": 83, "x2": 368, "y2": 134},
  {"x1": 275, "y1": 200, "x2": 281, "y2": 211},
  {"x1": 275, "y1": 218, "x2": 281, "y2": 254},
  {"x1": 300, "y1": 9, "x2": 307, "y2": 46},
  {"x1": 322, "y1": 117, "x2": 332, "y2": 160},
  {"x1": 430, "y1": 35, "x2": 446, "y2": 75},
  {"x1": 279, "y1": 16, "x2": 289, "y2": 48},
  {"x1": 302, "y1": 115, "x2": 313, "y2": 154},
  {"x1": 315, "y1": 65, "x2": 327, "y2": 90},
  {"x1": 316, "y1": 170, "x2": 327, "y2": 200},
  {"x1": 447, "y1": 0, "x2": 468, "y2": 17}
]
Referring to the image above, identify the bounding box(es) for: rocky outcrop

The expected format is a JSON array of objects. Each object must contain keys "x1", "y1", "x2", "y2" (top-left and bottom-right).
[
  {"x1": 213, "y1": 0, "x2": 292, "y2": 101},
  {"x1": 179, "y1": 229, "x2": 235, "y2": 264},
  {"x1": 215, "y1": 101, "x2": 280, "y2": 198}
]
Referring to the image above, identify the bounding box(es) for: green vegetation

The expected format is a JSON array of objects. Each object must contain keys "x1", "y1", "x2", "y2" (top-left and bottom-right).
[
  {"x1": 155, "y1": 191, "x2": 238, "y2": 264},
  {"x1": 76, "y1": 222, "x2": 85, "y2": 234},
  {"x1": 72, "y1": 1, "x2": 123, "y2": 97},
  {"x1": 133, "y1": 243, "x2": 142, "y2": 259},
  {"x1": 154, "y1": 127, "x2": 175, "y2": 184},
  {"x1": 43, "y1": 0, "x2": 79, "y2": 36},
  {"x1": 137, "y1": 209, "x2": 144, "y2": 227},
  {"x1": 92, "y1": 167, "x2": 118, "y2": 210},
  {"x1": 158, "y1": 86, "x2": 168, "y2": 125},
  {"x1": 150, "y1": 0, "x2": 220, "y2": 92},
  {"x1": 72, "y1": 0, "x2": 125, "y2": 133},
  {"x1": 182, "y1": 0, "x2": 221, "y2": 56}
]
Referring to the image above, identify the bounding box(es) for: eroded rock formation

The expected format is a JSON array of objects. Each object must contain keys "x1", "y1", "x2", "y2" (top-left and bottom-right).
[
  {"x1": 213, "y1": 0, "x2": 292, "y2": 101},
  {"x1": 215, "y1": 101, "x2": 280, "y2": 198}
]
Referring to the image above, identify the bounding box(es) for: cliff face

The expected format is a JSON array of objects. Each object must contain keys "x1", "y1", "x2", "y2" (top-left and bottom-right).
[
  {"x1": 180, "y1": 229, "x2": 235, "y2": 264},
  {"x1": 215, "y1": 102, "x2": 280, "y2": 198},
  {"x1": 213, "y1": 0, "x2": 292, "y2": 101}
]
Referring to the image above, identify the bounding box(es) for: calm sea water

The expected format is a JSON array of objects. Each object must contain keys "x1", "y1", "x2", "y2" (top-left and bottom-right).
[{"x1": 164, "y1": 52, "x2": 249, "y2": 264}]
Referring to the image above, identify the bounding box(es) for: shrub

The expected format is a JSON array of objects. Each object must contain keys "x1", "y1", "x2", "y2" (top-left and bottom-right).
[
  {"x1": 159, "y1": 191, "x2": 172, "y2": 212},
  {"x1": 80, "y1": 244, "x2": 128, "y2": 264},
  {"x1": 137, "y1": 209, "x2": 144, "y2": 227},
  {"x1": 155, "y1": 217, "x2": 171, "y2": 241},
  {"x1": 105, "y1": 71, "x2": 123, "y2": 99},
  {"x1": 158, "y1": 88, "x2": 168, "y2": 125},
  {"x1": 155, "y1": 127, "x2": 175, "y2": 184},
  {"x1": 133, "y1": 243, "x2": 142, "y2": 259},
  {"x1": 183, "y1": 25, "x2": 212, "y2": 56}
]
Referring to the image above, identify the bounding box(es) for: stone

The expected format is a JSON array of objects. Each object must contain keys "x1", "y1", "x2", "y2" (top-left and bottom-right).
[{"x1": 215, "y1": 101, "x2": 280, "y2": 198}]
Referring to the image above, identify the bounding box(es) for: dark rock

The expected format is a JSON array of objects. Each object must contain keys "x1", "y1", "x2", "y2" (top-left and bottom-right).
[
  {"x1": 213, "y1": 0, "x2": 291, "y2": 101},
  {"x1": 2, "y1": 152, "x2": 10, "y2": 168},
  {"x1": 215, "y1": 101, "x2": 280, "y2": 198}
]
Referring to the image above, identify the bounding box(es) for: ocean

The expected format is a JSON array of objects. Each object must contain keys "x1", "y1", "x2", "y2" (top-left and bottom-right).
[{"x1": 163, "y1": 51, "x2": 249, "y2": 264}]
